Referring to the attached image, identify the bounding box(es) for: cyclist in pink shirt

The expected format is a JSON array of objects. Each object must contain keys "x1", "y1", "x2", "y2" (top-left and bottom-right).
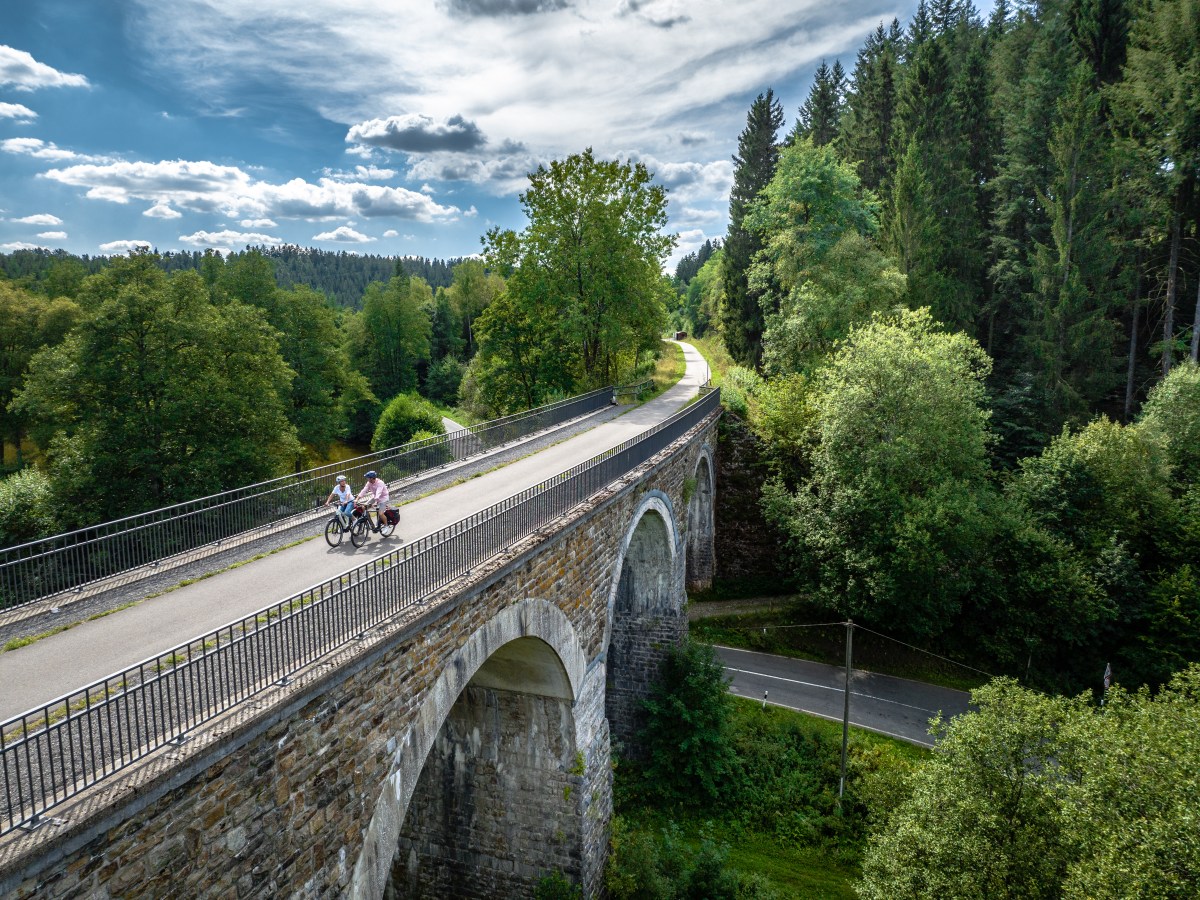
[{"x1": 357, "y1": 471, "x2": 393, "y2": 521}]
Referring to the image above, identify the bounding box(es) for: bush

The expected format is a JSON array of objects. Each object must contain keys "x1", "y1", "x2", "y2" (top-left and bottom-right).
[
  {"x1": 534, "y1": 871, "x2": 582, "y2": 899},
  {"x1": 0, "y1": 467, "x2": 57, "y2": 548},
  {"x1": 371, "y1": 393, "x2": 445, "y2": 452},
  {"x1": 637, "y1": 638, "x2": 737, "y2": 807}
]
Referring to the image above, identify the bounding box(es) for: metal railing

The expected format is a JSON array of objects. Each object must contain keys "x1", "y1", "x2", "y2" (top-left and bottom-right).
[
  {"x1": 0, "y1": 388, "x2": 615, "y2": 612},
  {"x1": 0, "y1": 387, "x2": 718, "y2": 836}
]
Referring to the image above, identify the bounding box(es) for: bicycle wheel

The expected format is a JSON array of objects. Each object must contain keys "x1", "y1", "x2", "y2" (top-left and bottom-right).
[
  {"x1": 378, "y1": 512, "x2": 396, "y2": 538},
  {"x1": 324, "y1": 516, "x2": 344, "y2": 547},
  {"x1": 350, "y1": 515, "x2": 371, "y2": 548}
]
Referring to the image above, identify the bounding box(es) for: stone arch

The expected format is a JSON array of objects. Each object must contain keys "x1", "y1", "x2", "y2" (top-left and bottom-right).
[
  {"x1": 686, "y1": 447, "x2": 715, "y2": 591},
  {"x1": 602, "y1": 491, "x2": 687, "y2": 753},
  {"x1": 351, "y1": 600, "x2": 595, "y2": 899}
]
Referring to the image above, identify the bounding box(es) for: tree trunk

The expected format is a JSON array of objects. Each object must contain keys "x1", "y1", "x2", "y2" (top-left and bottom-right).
[
  {"x1": 1163, "y1": 206, "x2": 1181, "y2": 377},
  {"x1": 1191, "y1": 274, "x2": 1200, "y2": 363},
  {"x1": 1125, "y1": 262, "x2": 1141, "y2": 422}
]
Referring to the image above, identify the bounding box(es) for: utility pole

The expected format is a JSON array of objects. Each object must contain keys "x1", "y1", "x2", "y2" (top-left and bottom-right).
[{"x1": 838, "y1": 619, "x2": 854, "y2": 809}]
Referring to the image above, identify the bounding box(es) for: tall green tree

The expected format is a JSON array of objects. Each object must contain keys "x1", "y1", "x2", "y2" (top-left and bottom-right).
[
  {"x1": 0, "y1": 281, "x2": 80, "y2": 455},
  {"x1": 347, "y1": 274, "x2": 432, "y2": 402},
  {"x1": 838, "y1": 22, "x2": 901, "y2": 193},
  {"x1": 746, "y1": 139, "x2": 905, "y2": 375},
  {"x1": 1108, "y1": 0, "x2": 1200, "y2": 376},
  {"x1": 1024, "y1": 61, "x2": 1122, "y2": 426},
  {"x1": 478, "y1": 148, "x2": 673, "y2": 406},
  {"x1": 721, "y1": 91, "x2": 784, "y2": 368},
  {"x1": 11, "y1": 254, "x2": 298, "y2": 521},
  {"x1": 789, "y1": 60, "x2": 846, "y2": 147},
  {"x1": 763, "y1": 308, "x2": 993, "y2": 637},
  {"x1": 441, "y1": 258, "x2": 503, "y2": 357}
]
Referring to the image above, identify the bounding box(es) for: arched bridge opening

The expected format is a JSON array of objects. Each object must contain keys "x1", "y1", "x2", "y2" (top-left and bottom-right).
[
  {"x1": 686, "y1": 450, "x2": 715, "y2": 591},
  {"x1": 605, "y1": 494, "x2": 687, "y2": 753},
  {"x1": 387, "y1": 636, "x2": 580, "y2": 898}
]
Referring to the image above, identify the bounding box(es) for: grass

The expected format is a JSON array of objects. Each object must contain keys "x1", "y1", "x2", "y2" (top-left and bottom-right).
[
  {"x1": 643, "y1": 339, "x2": 687, "y2": 400},
  {"x1": 617, "y1": 698, "x2": 926, "y2": 897},
  {"x1": 690, "y1": 596, "x2": 991, "y2": 693},
  {"x1": 684, "y1": 332, "x2": 736, "y2": 386}
]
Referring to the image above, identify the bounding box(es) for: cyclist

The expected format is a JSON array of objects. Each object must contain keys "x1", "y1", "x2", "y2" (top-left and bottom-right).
[
  {"x1": 324, "y1": 474, "x2": 355, "y2": 526},
  {"x1": 357, "y1": 470, "x2": 394, "y2": 525}
]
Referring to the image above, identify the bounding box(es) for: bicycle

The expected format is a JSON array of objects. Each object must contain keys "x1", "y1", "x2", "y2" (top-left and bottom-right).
[
  {"x1": 349, "y1": 500, "x2": 397, "y2": 548},
  {"x1": 322, "y1": 503, "x2": 356, "y2": 547}
]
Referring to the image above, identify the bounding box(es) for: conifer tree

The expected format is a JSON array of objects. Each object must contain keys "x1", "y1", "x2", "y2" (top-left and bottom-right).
[
  {"x1": 790, "y1": 60, "x2": 846, "y2": 147},
  {"x1": 838, "y1": 24, "x2": 899, "y2": 192},
  {"x1": 720, "y1": 90, "x2": 784, "y2": 368}
]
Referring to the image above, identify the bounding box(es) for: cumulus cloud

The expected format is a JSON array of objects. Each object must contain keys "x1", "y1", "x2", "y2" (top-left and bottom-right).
[
  {"x1": 99, "y1": 240, "x2": 152, "y2": 254},
  {"x1": 322, "y1": 164, "x2": 396, "y2": 182},
  {"x1": 12, "y1": 213, "x2": 63, "y2": 225},
  {"x1": 143, "y1": 203, "x2": 182, "y2": 219},
  {"x1": 0, "y1": 102, "x2": 36, "y2": 120},
  {"x1": 41, "y1": 158, "x2": 462, "y2": 223},
  {"x1": 383, "y1": 229, "x2": 399, "y2": 237},
  {"x1": 0, "y1": 46, "x2": 89, "y2": 91},
  {"x1": 179, "y1": 229, "x2": 284, "y2": 248},
  {"x1": 2, "y1": 137, "x2": 109, "y2": 163},
  {"x1": 240, "y1": 218, "x2": 277, "y2": 228},
  {"x1": 313, "y1": 225, "x2": 374, "y2": 243},
  {"x1": 1, "y1": 241, "x2": 46, "y2": 251},
  {"x1": 347, "y1": 114, "x2": 488, "y2": 154},
  {"x1": 36, "y1": 231, "x2": 68, "y2": 239}
]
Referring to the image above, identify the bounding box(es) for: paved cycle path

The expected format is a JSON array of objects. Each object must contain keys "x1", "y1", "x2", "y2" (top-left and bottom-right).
[{"x1": 0, "y1": 344, "x2": 709, "y2": 721}]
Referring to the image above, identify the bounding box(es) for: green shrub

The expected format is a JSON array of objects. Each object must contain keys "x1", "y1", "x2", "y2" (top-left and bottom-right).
[
  {"x1": 425, "y1": 356, "x2": 466, "y2": 406},
  {"x1": 637, "y1": 638, "x2": 737, "y2": 807},
  {"x1": 371, "y1": 393, "x2": 445, "y2": 452},
  {"x1": 0, "y1": 467, "x2": 57, "y2": 547},
  {"x1": 534, "y1": 871, "x2": 582, "y2": 899},
  {"x1": 725, "y1": 365, "x2": 762, "y2": 396},
  {"x1": 721, "y1": 382, "x2": 749, "y2": 417}
]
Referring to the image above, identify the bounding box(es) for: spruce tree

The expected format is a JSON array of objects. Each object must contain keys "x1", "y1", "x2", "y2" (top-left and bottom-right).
[
  {"x1": 720, "y1": 90, "x2": 784, "y2": 368},
  {"x1": 790, "y1": 60, "x2": 846, "y2": 147},
  {"x1": 838, "y1": 24, "x2": 899, "y2": 192}
]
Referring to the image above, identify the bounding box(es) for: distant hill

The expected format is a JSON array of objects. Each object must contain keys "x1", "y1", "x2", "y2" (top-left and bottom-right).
[{"x1": 0, "y1": 246, "x2": 467, "y2": 307}]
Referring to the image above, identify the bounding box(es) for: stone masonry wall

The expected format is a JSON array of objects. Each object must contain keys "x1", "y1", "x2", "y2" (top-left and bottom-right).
[
  {"x1": 390, "y1": 685, "x2": 579, "y2": 898},
  {"x1": 0, "y1": 415, "x2": 717, "y2": 900}
]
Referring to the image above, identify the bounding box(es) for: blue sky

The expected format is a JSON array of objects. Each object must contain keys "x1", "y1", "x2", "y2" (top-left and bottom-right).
[{"x1": 1, "y1": 0, "x2": 970, "y2": 269}]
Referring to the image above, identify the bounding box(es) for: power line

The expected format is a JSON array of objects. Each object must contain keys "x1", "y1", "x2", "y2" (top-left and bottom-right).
[{"x1": 852, "y1": 623, "x2": 996, "y2": 679}]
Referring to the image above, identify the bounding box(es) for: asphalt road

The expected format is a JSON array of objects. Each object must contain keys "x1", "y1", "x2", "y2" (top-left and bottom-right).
[
  {"x1": 0, "y1": 343, "x2": 709, "y2": 721},
  {"x1": 716, "y1": 645, "x2": 971, "y2": 747}
]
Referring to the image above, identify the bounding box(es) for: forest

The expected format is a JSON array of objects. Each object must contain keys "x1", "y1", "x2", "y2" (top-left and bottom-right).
[{"x1": 667, "y1": 0, "x2": 1200, "y2": 698}]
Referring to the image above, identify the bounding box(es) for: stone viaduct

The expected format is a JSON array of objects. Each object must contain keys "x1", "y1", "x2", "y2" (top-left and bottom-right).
[{"x1": 0, "y1": 411, "x2": 718, "y2": 898}]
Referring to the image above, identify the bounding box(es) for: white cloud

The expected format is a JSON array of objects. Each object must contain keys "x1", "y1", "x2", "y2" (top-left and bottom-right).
[
  {"x1": 143, "y1": 203, "x2": 182, "y2": 219},
  {"x1": 1, "y1": 241, "x2": 46, "y2": 251},
  {"x1": 122, "y1": 0, "x2": 882, "y2": 200},
  {"x1": 37, "y1": 231, "x2": 68, "y2": 239},
  {"x1": 99, "y1": 240, "x2": 153, "y2": 254},
  {"x1": 383, "y1": 229, "x2": 399, "y2": 238},
  {"x1": 322, "y1": 164, "x2": 396, "y2": 182},
  {"x1": 2, "y1": 137, "x2": 109, "y2": 163},
  {"x1": 0, "y1": 102, "x2": 36, "y2": 120},
  {"x1": 0, "y1": 46, "x2": 89, "y2": 91},
  {"x1": 43, "y1": 158, "x2": 463, "y2": 223},
  {"x1": 179, "y1": 229, "x2": 285, "y2": 248},
  {"x1": 313, "y1": 225, "x2": 374, "y2": 243},
  {"x1": 12, "y1": 213, "x2": 63, "y2": 225},
  {"x1": 240, "y1": 218, "x2": 277, "y2": 228}
]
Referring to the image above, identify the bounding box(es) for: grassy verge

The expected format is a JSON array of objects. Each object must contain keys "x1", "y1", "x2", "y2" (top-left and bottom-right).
[
  {"x1": 642, "y1": 339, "x2": 687, "y2": 401},
  {"x1": 684, "y1": 332, "x2": 736, "y2": 385},
  {"x1": 690, "y1": 597, "x2": 990, "y2": 693}
]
